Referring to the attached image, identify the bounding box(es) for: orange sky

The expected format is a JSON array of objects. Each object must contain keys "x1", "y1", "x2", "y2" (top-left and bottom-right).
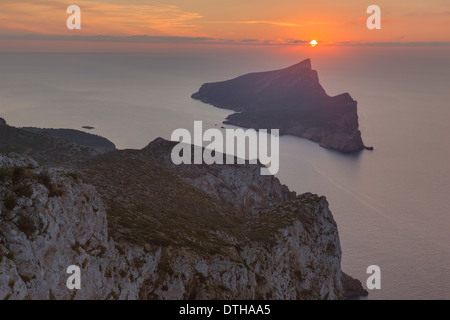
[{"x1": 0, "y1": 0, "x2": 449, "y2": 48}]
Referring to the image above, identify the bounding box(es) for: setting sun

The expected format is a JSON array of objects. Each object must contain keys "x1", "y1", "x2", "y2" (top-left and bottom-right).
[{"x1": 310, "y1": 40, "x2": 318, "y2": 47}]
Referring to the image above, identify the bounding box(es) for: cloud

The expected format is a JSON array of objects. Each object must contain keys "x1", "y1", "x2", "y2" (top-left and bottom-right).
[
  {"x1": 0, "y1": 0, "x2": 204, "y2": 36},
  {"x1": 405, "y1": 11, "x2": 450, "y2": 17},
  {"x1": 286, "y1": 39, "x2": 308, "y2": 44},
  {"x1": 342, "y1": 16, "x2": 397, "y2": 27},
  {"x1": 1, "y1": 33, "x2": 447, "y2": 48},
  {"x1": 239, "y1": 38, "x2": 308, "y2": 45},
  {"x1": 0, "y1": 34, "x2": 216, "y2": 44},
  {"x1": 334, "y1": 41, "x2": 450, "y2": 47},
  {"x1": 204, "y1": 20, "x2": 303, "y2": 27},
  {"x1": 0, "y1": 33, "x2": 313, "y2": 47}
]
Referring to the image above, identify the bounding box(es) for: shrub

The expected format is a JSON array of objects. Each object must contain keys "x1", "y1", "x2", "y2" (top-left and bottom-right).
[
  {"x1": 119, "y1": 269, "x2": 127, "y2": 278},
  {"x1": 17, "y1": 214, "x2": 36, "y2": 237},
  {"x1": 82, "y1": 258, "x2": 89, "y2": 269},
  {"x1": 109, "y1": 291, "x2": 119, "y2": 300},
  {"x1": 3, "y1": 293, "x2": 12, "y2": 300},
  {"x1": 12, "y1": 167, "x2": 25, "y2": 184},
  {"x1": 115, "y1": 244, "x2": 125, "y2": 255},
  {"x1": 0, "y1": 168, "x2": 10, "y2": 182},
  {"x1": 218, "y1": 284, "x2": 230, "y2": 292},
  {"x1": 14, "y1": 184, "x2": 33, "y2": 198},
  {"x1": 49, "y1": 185, "x2": 64, "y2": 198},
  {"x1": 71, "y1": 242, "x2": 82, "y2": 256},
  {"x1": 5, "y1": 251, "x2": 15, "y2": 260},
  {"x1": 66, "y1": 172, "x2": 79, "y2": 182},
  {"x1": 294, "y1": 270, "x2": 304, "y2": 282},
  {"x1": 4, "y1": 195, "x2": 17, "y2": 211},
  {"x1": 36, "y1": 171, "x2": 65, "y2": 197},
  {"x1": 196, "y1": 272, "x2": 207, "y2": 284},
  {"x1": 36, "y1": 171, "x2": 52, "y2": 189}
]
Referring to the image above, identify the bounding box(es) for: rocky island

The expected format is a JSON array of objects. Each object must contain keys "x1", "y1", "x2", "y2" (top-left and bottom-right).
[
  {"x1": 192, "y1": 59, "x2": 369, "y2": 153},
  {"x1": 0, "y1": 118, "x2": 367, "y2": 299}
]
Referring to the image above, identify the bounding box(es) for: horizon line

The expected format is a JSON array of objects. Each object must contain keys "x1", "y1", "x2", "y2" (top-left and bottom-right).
[{"x1": 1, "y1": 34, "x2": 450, "y2": 47}]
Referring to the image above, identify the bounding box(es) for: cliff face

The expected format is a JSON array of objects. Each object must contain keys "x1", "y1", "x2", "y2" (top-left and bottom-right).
[
  {"x1": 192, "y1": 59, "x2": 367, "y2": 153},
  {"x1": 0, "y1": 144, "x2": 348, "y2": 300},
  {"x1": 0, "y1": 154, "x2": 128, "y2": 299}
]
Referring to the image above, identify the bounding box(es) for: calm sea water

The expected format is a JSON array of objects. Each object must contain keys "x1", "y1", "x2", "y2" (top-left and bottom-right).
[{"x1": 1, "y1": 46, "x2": 449, "y2": 299}]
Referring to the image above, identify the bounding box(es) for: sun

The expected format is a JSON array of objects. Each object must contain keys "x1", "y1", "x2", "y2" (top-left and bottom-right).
[{"x1": 310, "y1": 40, "x2": 318, "y2": 47}]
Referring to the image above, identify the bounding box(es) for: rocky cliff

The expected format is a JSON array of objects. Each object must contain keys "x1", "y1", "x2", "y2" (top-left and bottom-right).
[
  {"x1": 0, "y1": 122, "x2": 367, "y2": 299},
  {"x1": 192, "y1": 59, "x2": 368, "y2": 153},
  {"x1": 0, "y1": 143, "x2": 359, "y2": 300}
]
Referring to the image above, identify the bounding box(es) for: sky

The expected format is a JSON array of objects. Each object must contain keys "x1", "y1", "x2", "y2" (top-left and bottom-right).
[{"x1": 0, "y1": 0, "x2": 449, "y2": 50}]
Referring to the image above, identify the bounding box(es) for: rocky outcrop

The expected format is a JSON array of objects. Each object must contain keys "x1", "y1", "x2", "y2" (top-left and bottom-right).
[
  {"x1": 0, "y1": 155, "x2": 115, "y2": 299},
  {"x1": 192, "y1": 59, "x2": 368, "y2": 153},
  {"x1": 142, "y1": 137, "x2": 295, "y2": 213},
  {"x1": 342, "y1": 272, "x2": 369, "y2": 299},
  {"x1": 0, "y1": 145, "x2": 362, "y2": 300}
]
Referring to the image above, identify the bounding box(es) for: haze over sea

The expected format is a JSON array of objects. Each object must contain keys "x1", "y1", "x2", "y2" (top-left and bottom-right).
[{"x1": 1, "y1": 45, "x2": 449, "y2": 299}]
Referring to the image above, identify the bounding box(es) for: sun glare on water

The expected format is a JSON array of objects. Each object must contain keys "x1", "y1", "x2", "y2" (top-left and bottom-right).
[{"x1": 310, "y1": 40, "x2": 318, "y2": 47}]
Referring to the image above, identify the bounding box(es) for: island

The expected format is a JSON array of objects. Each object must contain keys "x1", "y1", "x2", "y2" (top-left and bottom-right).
[{"x1": 192, "y1": 59, "x2": 370, "y2": 153}]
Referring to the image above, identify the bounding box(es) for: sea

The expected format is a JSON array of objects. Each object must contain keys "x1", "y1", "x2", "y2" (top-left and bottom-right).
[{"x1": 1, "y1": 45, "x2": 449, "y2": 299}]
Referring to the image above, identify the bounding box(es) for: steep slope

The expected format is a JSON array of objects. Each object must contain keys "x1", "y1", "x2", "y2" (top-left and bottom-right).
[
  {"x1": 0, "y1": 122, "x2": 367, "y2": 299},
  {"x1": 192, "y1": 59, "x2": 369, "y2": 153},
  {"x1": 0, "y1": 152, "x2": 344, "y2": 300}
]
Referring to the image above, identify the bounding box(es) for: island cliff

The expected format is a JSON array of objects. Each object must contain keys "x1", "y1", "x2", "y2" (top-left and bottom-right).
[
  {"x1": 0, "y1": 120, "x2": 367, "y2": 299},
  {"x1": 192, "y1": 59, "x2": 368, "y2": 153}
]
